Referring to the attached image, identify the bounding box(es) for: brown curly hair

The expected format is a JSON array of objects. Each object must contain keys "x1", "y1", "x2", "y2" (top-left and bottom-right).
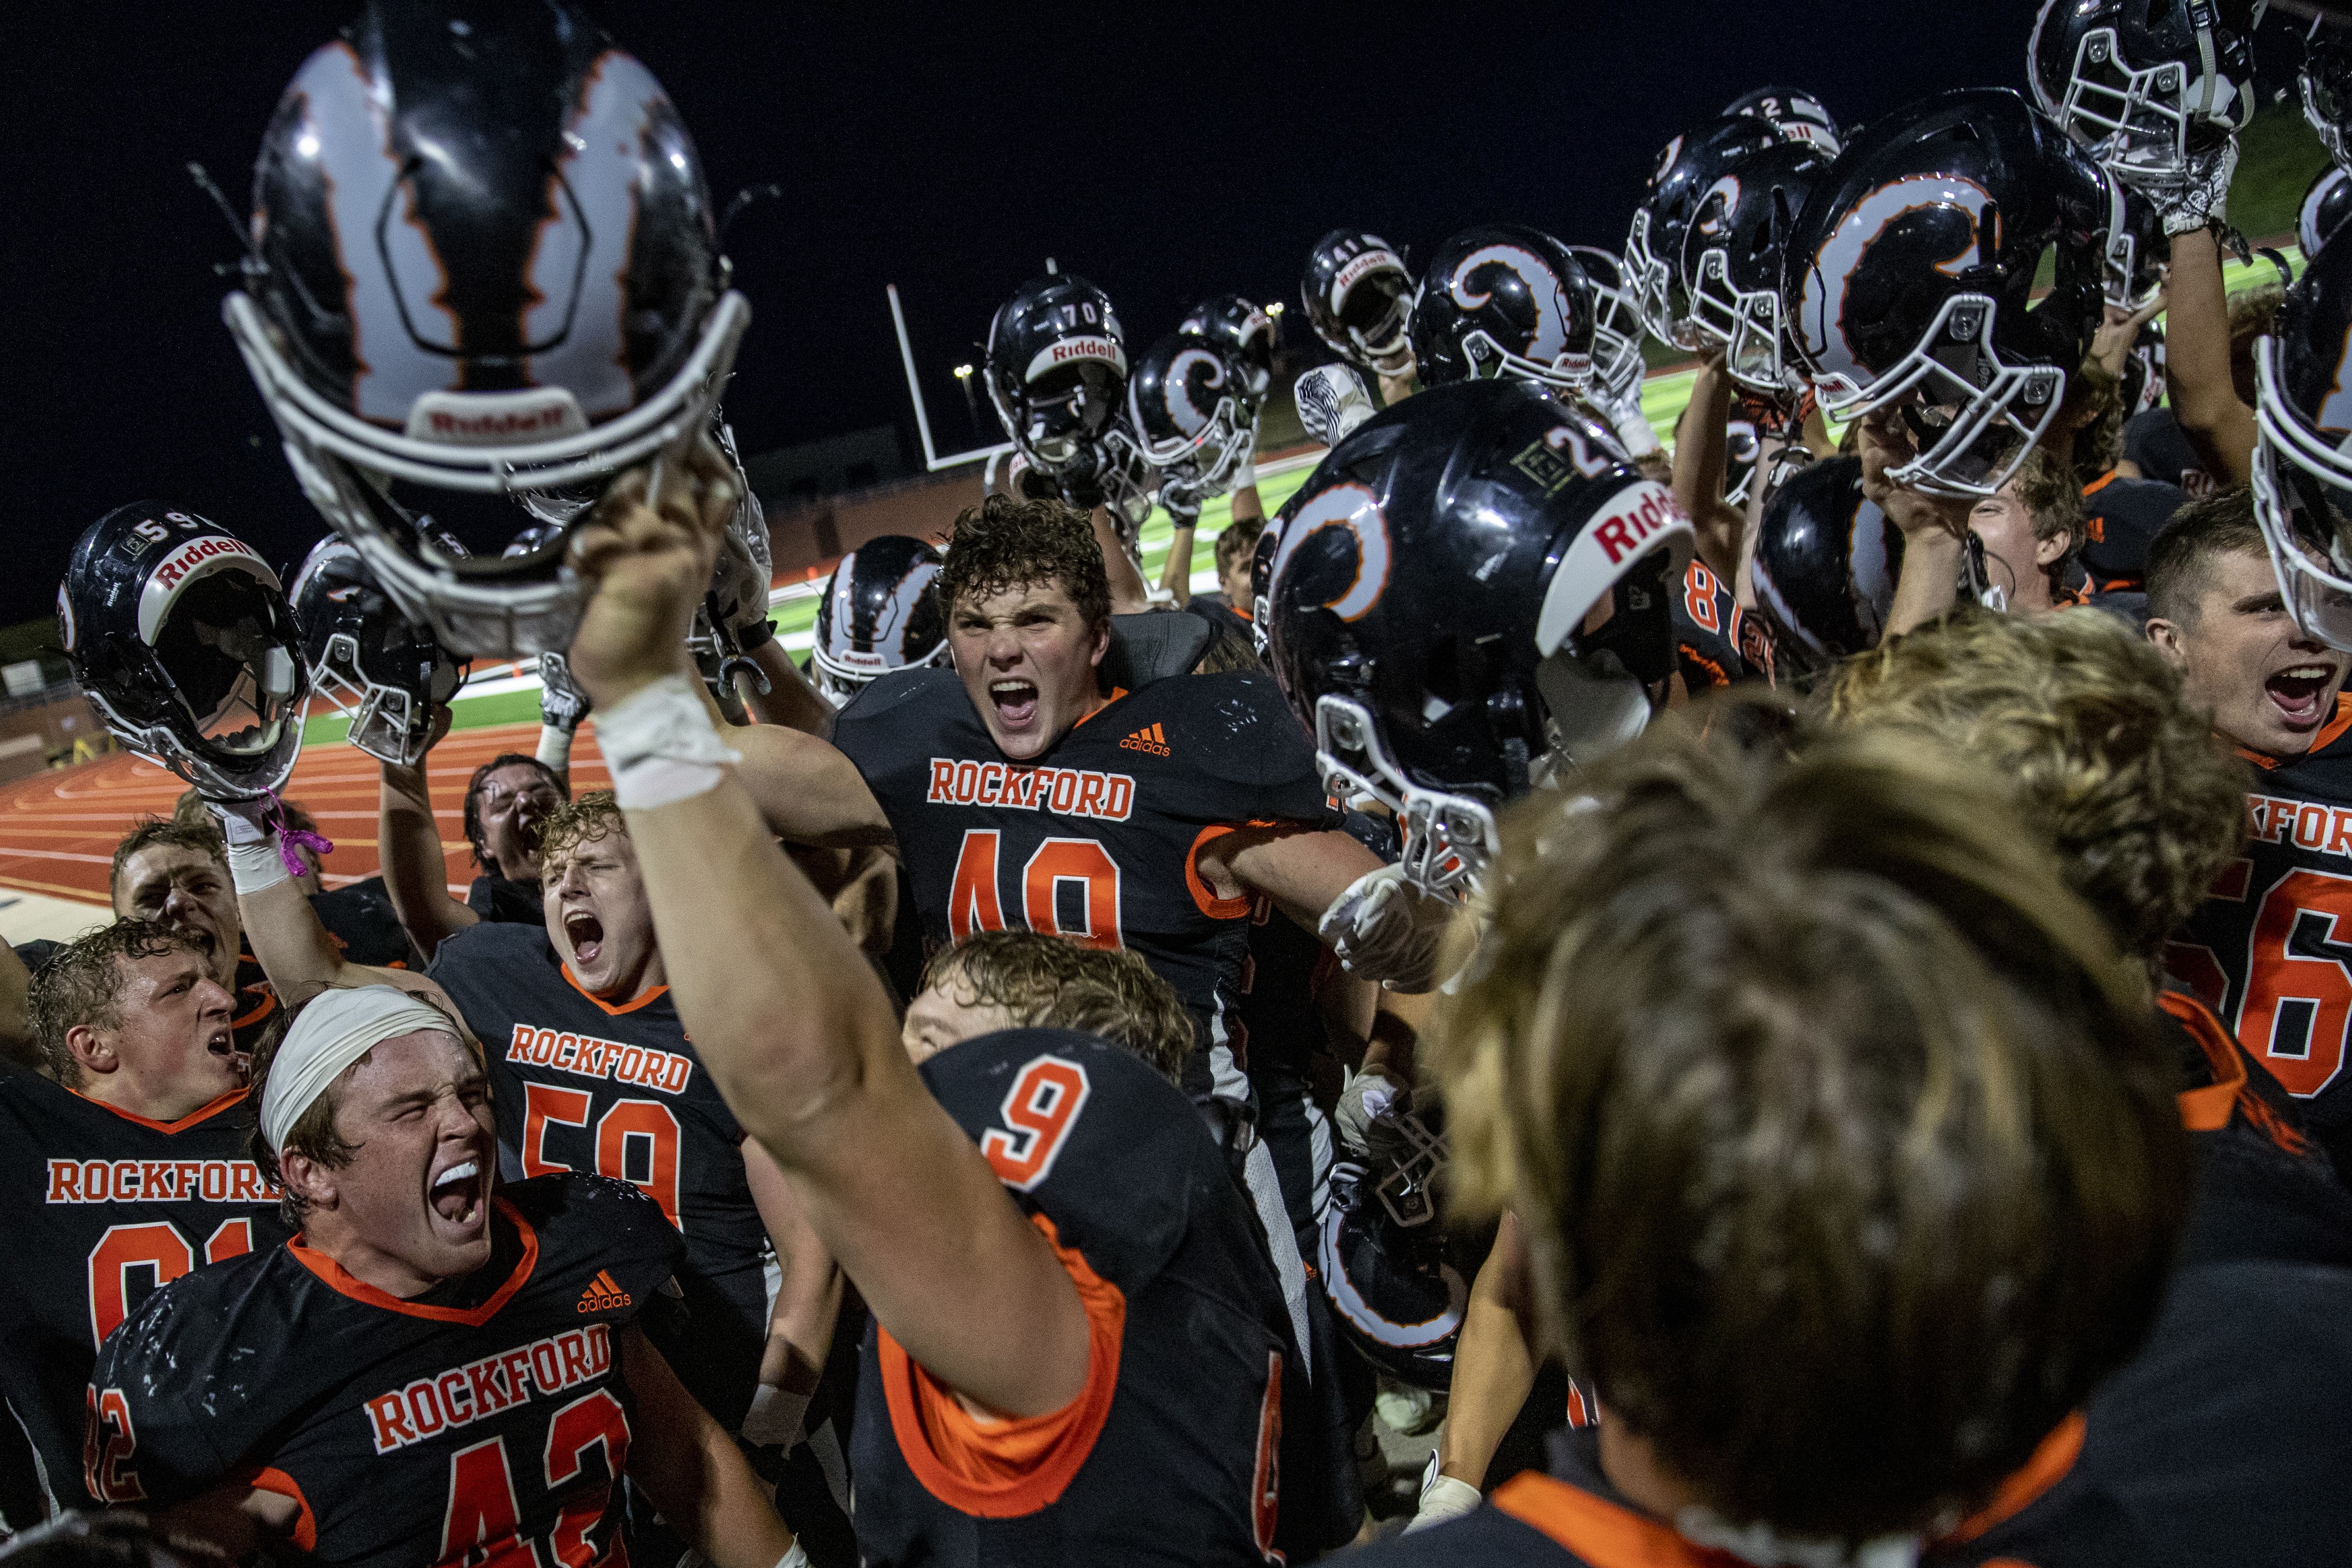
[
  {"x1": 535, "y1": 790, "x2": 628, "y2": 872},
  {"x1": 1824, "y1": 605, "x2": 2248, "y2": 970},
  {"x1": 935, "y1": 493, "x2": 1111, "y2": 633},
  {"x1": 920, "y1": 930, "x2": 1193, "y2": 1084}
]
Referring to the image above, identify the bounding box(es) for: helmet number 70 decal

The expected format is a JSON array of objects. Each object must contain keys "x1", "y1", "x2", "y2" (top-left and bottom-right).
[{"x1": 1270, "y1": 482, "x2": 1392, "y2": 622}]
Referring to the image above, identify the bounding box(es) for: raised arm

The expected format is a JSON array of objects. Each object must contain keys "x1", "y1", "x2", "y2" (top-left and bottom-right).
[
  {"x1": 1093, "y1": 507, "x2": 1154, "y2": 614},
  {"x1": 1670, "y1": 352, "x2": 1748, "y2": 579},
  {"x1": 566, "y1": 450, "x2": 1091, "y2": 1420},
  {"x1": 379, "y1": 748, "x2": 481, "y2": 960},
  {"x1": 1859, "y1": 411, "x2": 1970, "y2": 638},
  {"x1": 2162, "y1": 226, "x2": 2256, "y2": 488},
  {"x1": 620, "y1": 1326, "x2": 801, "y2": 1568}
]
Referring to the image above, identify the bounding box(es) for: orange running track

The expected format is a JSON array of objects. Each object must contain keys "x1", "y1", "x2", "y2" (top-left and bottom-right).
[{"x1": 0, "y1": 723, "x2": 611, "y2": 908}]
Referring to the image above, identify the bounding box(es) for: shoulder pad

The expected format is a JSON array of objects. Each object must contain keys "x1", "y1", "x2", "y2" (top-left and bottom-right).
[
  {"x1": 835, "y1": 665, "x2": 962, "y2": 726},
  {"x1": 1156, "y1": 670, "x2": 1323, "y2": 794}
]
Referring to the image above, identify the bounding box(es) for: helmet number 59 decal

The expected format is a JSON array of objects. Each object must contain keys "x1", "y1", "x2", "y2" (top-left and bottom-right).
[{"x1": 1271, "y1": 482, "x2": 1392, "y2": 622}]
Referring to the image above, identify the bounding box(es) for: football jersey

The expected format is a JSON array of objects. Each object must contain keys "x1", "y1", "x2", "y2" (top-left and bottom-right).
[
  {"x1": 429, "y1": 920, "x2": 770, "y2": 1428},
  {"x1": 85, "y1": 1174, "x2": 682, "y2": 1568},
  {"x1": 2122, "y1": 406, "x2": 2214, "y2": 497},
  {"x1": 469, "y1": 872, "x2": 546, "y2": 924},
  {"x1": 833, "y1": 667, "x2": 1339, "y2": 1105},
  {"x1": 231, "y1": 949, "x2": 278, "y2": 1056},
  {"x1": 2167, "y1": 696, "x2": 2352, "y2": 1174},
  {"x1": 312, "y1": 874, "x2": 419, "y2": 968},
  {"x1": 2075, "y1": 471, "x2": 2187, "y2": 594},
  {"x1": 850, "y1": 1028, "x2": 1325, "y2": 1566},
  {"x1": 1670, "y1": 558, "x2": 1749, "y2": 692},
  {"x1": 0, "y1": 1068, "x2": 290, "y2": 1522}
]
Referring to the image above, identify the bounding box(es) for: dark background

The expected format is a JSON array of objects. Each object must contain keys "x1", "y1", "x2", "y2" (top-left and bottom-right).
[{"x1": 3, "y1": 1, "x2": 2049, "y2": 628}]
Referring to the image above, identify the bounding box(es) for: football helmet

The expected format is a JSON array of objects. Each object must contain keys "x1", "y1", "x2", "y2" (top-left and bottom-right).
[
  {"x1": 59, "y1": 505, "x2": 308, "y2": 800},
  {"x1": 289, "y1": 536, "x2": 465, "y2": 767},
  {"x1": 2030, "y1": 0, "x2": 2260, "y2": 195},
  {"x1": 1319, "y1": 1131, "x2": 1467, "y2": 1391},
  {"x1": 1784, "y1": 88, "x2": 2109, "y2": 497},
  {"x1": 2303, "y1": 165, "x2": 2352, "y2": 258},
  {"x1": 984, "y1": 271, "x2": 1128, "y2": 472},
  {"x1": 2252, "y1": 225, "x2": 2352, "y2": 648},
  {"x1": 2105, "y1": 177, "x2": 2168, "y2": 311},
  {"x1": 1681, "y1": 139, "x2": 1831, "y2": 397},
  {"x1": 1406, "y1": 224, "x2": 1596, "y2": 394},
  {"x1": 228, "y1": 1, "x2": 747, "y2": 660},
  {"x1": 1625, "y1": 115, "x2": 1784, "y2": 351},
  {"x1": 2305, "y1": 23, "x2": 2352, "y2": 173},
  {"x1": 1265, "y1": 381, "x2": 1693, "y2": 900},
  {"x1": 1302, "y1": 230, "x2": 1417, "y2": 375},
  {"x1": 810, "y1": 536, "x2": 947, "y2": 705},
  {"x1": 1179, "y1": 294, "x2": 1277, "y2": 398},
  {"x1": 1127, "y1": 333, "x2": 1262, "y2": 492},
  {"x1": 1748, "y1": 456, "x2": 1903, "y2": 680},
  {"x1": 1566, "y1": 246, "x2": 1652, "y2": 419},
  {"x1": 1723, "y1": 84, "x2": 1844, "y2": 156}
]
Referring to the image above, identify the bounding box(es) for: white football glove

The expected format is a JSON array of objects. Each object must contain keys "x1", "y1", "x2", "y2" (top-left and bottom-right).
[
  {"x1": 1294, "y1": 363, "x2": 1377, "y2": 449},
  {"x1": 1407, "y1": 1453, "x2": 1483, "y2": 1532},
  {"x1": 538, "y1": 652, "x2": 591, "y2": 733},
  {"x1": 1318, "y1": 862, "x2": 1456, "y2": 992},
  {"x1": 1334, "y1": 1066, "x2": 1407, "y2": 1161},
  {"x1": 2160, "y1": 135, "x2": 2239, "y2": 236}
]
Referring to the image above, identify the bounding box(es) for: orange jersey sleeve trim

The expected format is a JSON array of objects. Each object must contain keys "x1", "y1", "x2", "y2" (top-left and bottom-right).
[
  {"x1": 878, "y1": 1211, "x2": 1126, "y2": 1518},
  {"x1": 2159, "y1": 990, "x2": 2247, "y2": 1133},
  {"x1": 1938, "y1": 1413, "x2": 2086, "y2": 1547},
  {"x1": 234, "y1": 1464, "x2": 319, "y2": 1553},
  {"x1": 1187, "y1": 822, "x2": 1278, "y2": 920}
]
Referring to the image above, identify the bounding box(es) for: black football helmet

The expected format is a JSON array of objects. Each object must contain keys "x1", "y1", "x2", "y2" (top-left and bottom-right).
[
  {"x1": 1784, "y1": 89, "x2": 2109, "y2": 497},
  {"x1": 2252, "y1": 225, "x2": 2352, "y2": 648},
  {"x1": 984, "y1": 271, "x2": 1128, "y2": 471},
  {"x1": 1319, "y1": 1126, "x2": 1467, "y2": 1392},
  {"x1": 1748, "y1": 456, "x2": 1903, "y2": 680},
  {"x1": 1407, "y1": 224, "x2": 1596, "y2": 394},
  {"x1": 2030, "y1": 0, "x2": 2260, "y2": 195},
  {"x1": 2304, "y1": 166, "x2": 2352, "y2": 258},
  {"x1": 1265, "y1": 381, "x2": 1693, "y2": 900},
  {"x1": 1681, "y1": 140, "x2": 1831, "y2": 398},
  {"x1": 1302, "y1": 230, "x2": 1417, "y2": 376},
  {"x1": 810, "y1": 536, "x2": 947, "y2": 704},
  {"x1": 60, "y1": 505, "x2": 309, "y2": 799},
  {"x1": 1179, "y1": 294, "x2": 1277, "y2": 399},
  {"x1": 1625, "y1": 115, "x2": 1785, "y2": 351},
  {"x1": 1723, "y1": 84, "x2": 1843, "y2": 157},
  {"x1": 2305, "y1": 23, "x2": 2352, "y2": 173},
  {"x1": 289, "y1": 536, "x2": 465, "y2": 767},
  {"x1": 227, "y1": 0, "x2": 746, "y2": 660},
  {"x1": 1127, "y1": 333, "x2": 1263, "y2": 491},
  {"x1": 1566, "y1": 246, "x2": 1651, "y2": 420}
]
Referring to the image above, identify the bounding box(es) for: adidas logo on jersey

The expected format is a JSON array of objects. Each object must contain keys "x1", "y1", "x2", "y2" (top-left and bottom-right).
[
  {"x1": 1119, "y1": 723, "x2": 1171, "y2": 757},
  {"x1": 576, "y1": 1269, "x2": 632, "y2": 1314}
]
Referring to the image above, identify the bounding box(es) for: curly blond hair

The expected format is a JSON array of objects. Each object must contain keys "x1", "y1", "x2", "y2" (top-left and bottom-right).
[
  {"x1": 535, "y1": 790, "x2": 627, "y2": 871},
  {"x1": 1824, "y1": 606, "x2": 2248, "y2": 968},
  {"x1": 921, "y1": 930, "x2": 1193, "y2": 1084}
]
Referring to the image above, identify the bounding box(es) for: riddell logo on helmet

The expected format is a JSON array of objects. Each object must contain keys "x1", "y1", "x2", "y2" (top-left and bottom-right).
[
  {"x1": 1049, "y1": 337, "x2": 1120, "y2": 366},
  {"x1": 1593, "y1": 485, "x2": 1685, "y2": 565},
  {"x1": 424, "y1": 406, "x2": 573, "y2": 440},
  {"x1": 1334, "y1": 251, "x2": 1398, "y2": 295},
  {"x1": 151, "y1": 536, "x2": 258, "y2": 592}
]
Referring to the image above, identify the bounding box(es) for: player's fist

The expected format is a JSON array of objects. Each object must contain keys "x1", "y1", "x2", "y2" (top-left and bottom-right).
[
  {"x1": 1318, "y1": 862, "x2": 1461, "y2": 993},
  {"x1": 567, "y1": 436, "x2": 736, "y2": 711},
  {"x1": 538, "y1": 652, "x2": 591, "y2": 732},
  {"x1": 1407, "y1": 1453, "x2": 1483, "y2": 1533}
]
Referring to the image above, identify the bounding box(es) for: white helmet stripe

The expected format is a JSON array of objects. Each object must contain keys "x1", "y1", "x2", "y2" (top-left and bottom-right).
[
  {"x1": 1796, "y1": 175, "x2": 1992, "y2": 390},
  {"x1": 1163, "y1": 345, "x2": 1227, "y2": 436},
  {"x1": 1448, "y1": 244, "x2": 1571, "y2": 365}
]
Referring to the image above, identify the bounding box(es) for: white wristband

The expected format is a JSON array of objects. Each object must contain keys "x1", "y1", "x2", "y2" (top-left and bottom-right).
[
  {"x1": 1613, "y1": 408, "x2": 1662, "y2": 459},
  {"x1": 775, "y1": 1544, "x2": 810, "y2": 1568},
  {"x1": 225, "y1": 834, "x2": 291, "y2": 897},
  {"x1": 535, "y1": 722, "x2": 575, "y2": 775},
  {"x1": 595, "y1": 675, "x2": 741, "y2": 811}
]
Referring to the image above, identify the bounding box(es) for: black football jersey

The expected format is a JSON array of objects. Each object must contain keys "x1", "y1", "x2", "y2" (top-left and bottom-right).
[
  {"x1": 469, "y1": 872, "x2": 547, "y2": 924},
  {"x1": 2122, "y1": 406, "x2": 2214, "y2": 497},
  {"x1": 2159, "y1": 991, "x2": 2352, "y2": 1270},
  {"x1": 1947, "y1": 1260, "x2": 2352, "y2": 1568},
  {"x1": 429, "y1": 921, "x2": 770, "y2": 1428},
  {"x1": 833, "y1": 668, "x2": 1340, "y2": 1105},
  {"x1": 85, "y1": 1174, "x2": 682, "y2": 1568},
  {"x1": 312, "y1": 874, "x2": 420, "y2": 968},
  {"x1": 1671, "y1": 558, "x2": 1749, "y2": 691},
  {"x1": 0, "y1": 1069, "x2": 290, "y2": 1521},
  {"x1": 2168, "y1": 699, "x2": 2352, "y2": 1175},
  {"x1": 850, "y1": 1028, "x2": 1323, "y2": 1565},
  {"x1": 2075, "y1": 471, "x2": 2187, "y2": 594}
]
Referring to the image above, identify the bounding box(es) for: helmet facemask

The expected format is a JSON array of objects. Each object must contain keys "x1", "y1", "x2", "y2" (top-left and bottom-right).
[
  {"x1": 102, "y1": 565, "x2": 309, "y2": 801},
  {"x1": 2304, "y1": 35, "x2": 2352, "y2": 171},
  {"x1": 1334, "y1": 271, "x2": 1415, "y2": 375},
  {"x1": 1625, "y1": 206, "x2": 1707, "y2": 351},
  {"x1": 2253, "y1": 334, "x2": 2352, "y2": 648},
  {"x1": 2045, "y1": 20, "x2": 2254, "y2": 195}
]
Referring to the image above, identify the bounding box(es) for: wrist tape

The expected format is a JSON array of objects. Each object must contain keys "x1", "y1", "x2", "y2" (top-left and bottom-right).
[{"x1": 596, "y1": 674, "x2": 742, "y2": 810}]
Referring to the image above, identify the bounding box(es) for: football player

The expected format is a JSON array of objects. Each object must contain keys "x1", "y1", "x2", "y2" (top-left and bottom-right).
[
  {"x1": 0, "y1": 922, "x2": 288, "y2": 1526},
  {"x1": 83, "y1": 985, "x2": 798, "y2": 1567},
  {"x1": 1354, "y1": 723, "x2": 2189, "y2": 1565},
  {"x1": 547, "y1": 442, "x2": 1335, "y2": 1562},
  {"x1": 1302, "y1": 229, "x2": 1418, "y2": 406},
  {"x1": 1130, "y1": 332, "x2": 1263, "y2": 607},
  {"x1": 2147, "y1": 488, "x2": 2352, "y2": 1175},
  {"x1": 382, "y1": 743, "x2": 573, "y2": 945},
  {"x1": 726, "y1": 491, "x2": 1462, "y2": 1118},
  {"x1": 108, "y1": 821, "x2": 283, "y2": 1057},
  {"x1": 1958, "y1": 446, "x2": 2088, "y2": 616}
]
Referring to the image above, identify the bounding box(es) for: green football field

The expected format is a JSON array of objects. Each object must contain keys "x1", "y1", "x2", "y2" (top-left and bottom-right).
[{"x1": 310, "y1": 245, "x2": 2299, "y2": 748}]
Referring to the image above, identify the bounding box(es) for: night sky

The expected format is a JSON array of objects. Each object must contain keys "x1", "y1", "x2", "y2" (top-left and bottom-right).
[{"x1": 5, "y1": 1, "x2": 2040, "y2": 628}]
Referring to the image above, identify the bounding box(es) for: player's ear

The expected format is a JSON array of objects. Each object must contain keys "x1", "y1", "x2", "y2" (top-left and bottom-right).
[
  {"x1": 65, "y1": 1023, "x2": 115, "y2": 1078},
  {"x1": 2144, "y1": 616, "x2": 2186, "y2": 664},
  {"x1": 2035, "y1": 529, "x2": 2071, "y2": 569},
  {"x1": 1088, "y1": 618, "x2": 1109, "y2": 668},
  {"x1": 277, "y1": 1149, "x2": 339, "y2": 1212}
]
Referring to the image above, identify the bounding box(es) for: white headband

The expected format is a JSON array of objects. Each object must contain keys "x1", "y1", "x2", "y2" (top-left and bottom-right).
[{"x1": 259, "y1": 985, "x2": 464, "y2": 1154}]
